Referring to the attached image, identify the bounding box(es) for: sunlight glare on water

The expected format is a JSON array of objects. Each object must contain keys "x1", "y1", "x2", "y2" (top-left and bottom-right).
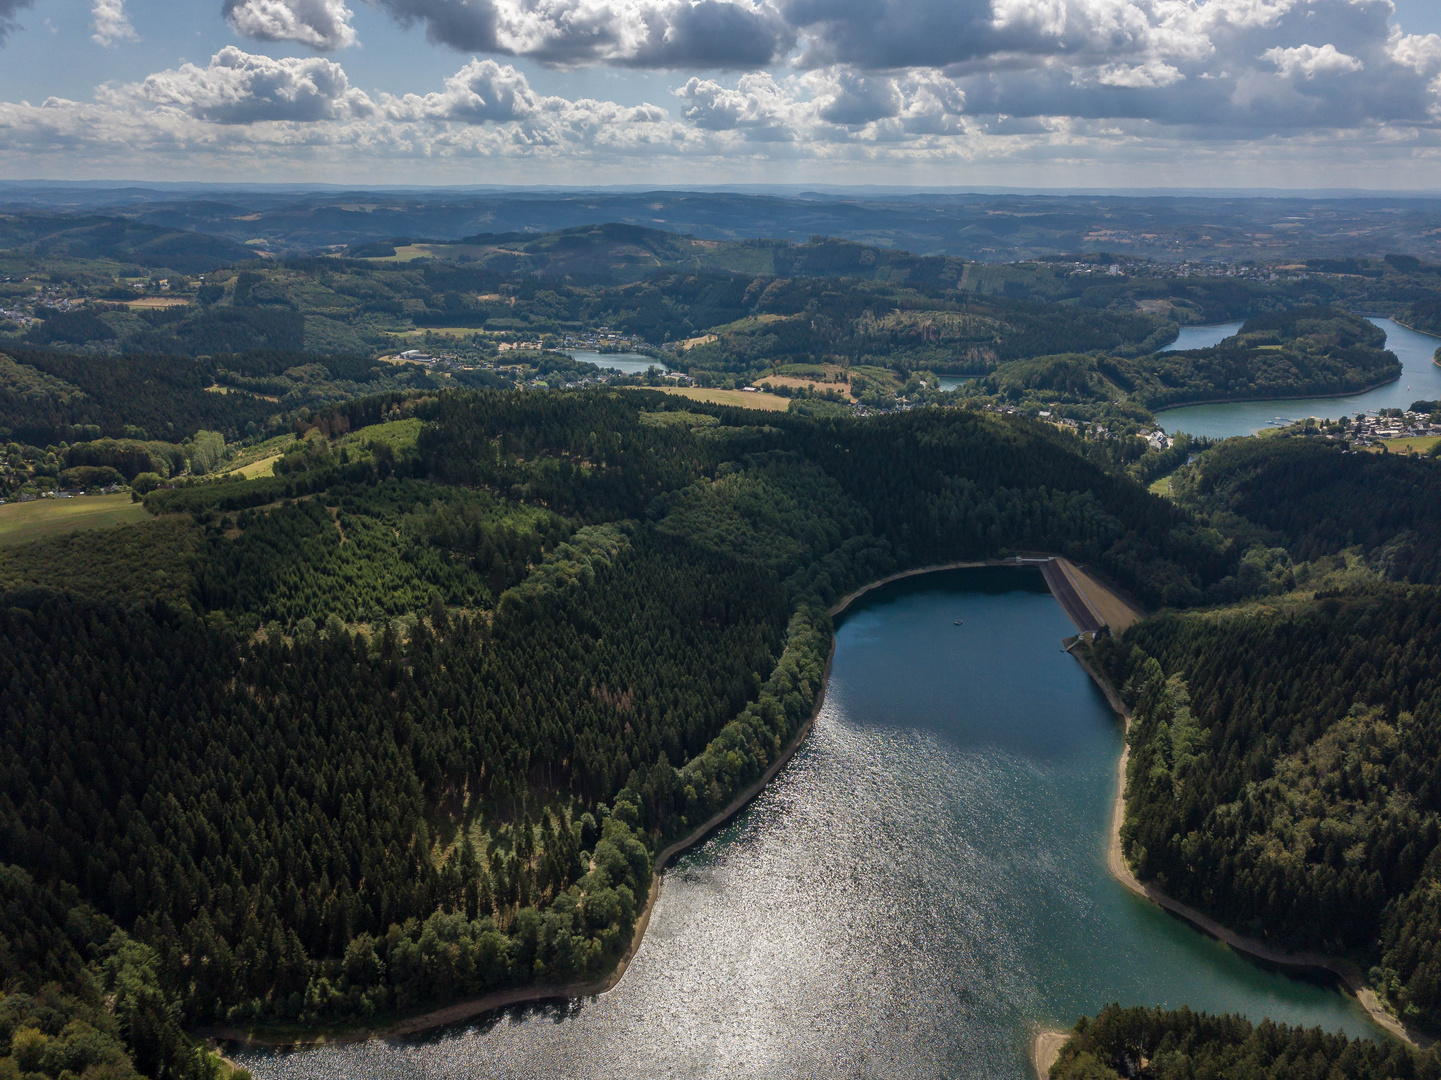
[{"x1": 237, "y1": 569, "x2": 1377, "y2": 1080}]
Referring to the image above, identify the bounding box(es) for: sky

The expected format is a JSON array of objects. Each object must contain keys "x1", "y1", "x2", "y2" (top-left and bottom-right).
[{"x1": 1, "y1": 0, "x2": 1440, "y2": 188}]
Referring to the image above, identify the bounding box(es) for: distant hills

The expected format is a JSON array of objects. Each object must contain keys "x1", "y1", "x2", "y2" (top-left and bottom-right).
[
  {"x1": 0, "y1": 213, "x2": 260, "y2": 274},
  {"x1": 7, "y1": 186, "x2": 1441, "y2": 263},
  {"x1": 340, "y1": 222, "x2": 970, "y2": 286}
]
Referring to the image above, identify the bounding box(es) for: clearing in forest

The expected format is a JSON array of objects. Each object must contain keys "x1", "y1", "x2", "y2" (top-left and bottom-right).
[{"x1": 0, "y1": 494, "x2": 148, "y2": 546}]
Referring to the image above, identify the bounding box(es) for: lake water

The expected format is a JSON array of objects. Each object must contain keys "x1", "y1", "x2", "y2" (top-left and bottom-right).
[
  {"x1": 235, "y1": 569, "x2": 1375, "y2": 1080},
  {"x1": 567, "y1": 350, "x2": 666, "y2": 375},
  {"x1": 1159, "y1": 321, "x2": 1244, "y2": 352},
  {"x1": 1156, "y1": 318, "x2": 1441, "y2": 439},
  {"x1": 938, "y1": 376, "x2": 973, "y2": 391}
]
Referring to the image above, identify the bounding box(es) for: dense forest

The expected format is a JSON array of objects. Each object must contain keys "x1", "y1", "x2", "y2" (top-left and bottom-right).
[
  {"x1": 1098, "y1": 585, "x2": 1441, "y2": 1031},
  {"x1": 0, "y1": 386, "x2": 1237, "y2": 1080},
  {"x1": 1049, "y1": 1005, "x2": 1439, "y2": 1079},
  {"x1": 1170, "y1": 435, "x2": 1441, "y2": 586},
  {"x1": 8, "y1": 214, "x2": 1441, "y2": 1077}
]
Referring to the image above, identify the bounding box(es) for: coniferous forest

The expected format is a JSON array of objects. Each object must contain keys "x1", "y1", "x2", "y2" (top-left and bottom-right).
[
  {"x1": 0, "y1": 384, "x2": 1235, "y2": 1078},
  {"x1": 6, "y1": 231, "x2": 1441, "y2": 1079}
]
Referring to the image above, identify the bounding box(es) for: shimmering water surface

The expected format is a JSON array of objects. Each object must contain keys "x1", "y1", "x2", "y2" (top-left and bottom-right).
[
  {"x1": 1159, "y1": 321, "x2": 1244, "y2": 352},
  {"x1": 566, "y1": 349, "x2": 666, "y2": 374},
  {"x1": 1157, "y1": 318, "x2": 1441, "y2": 439},
  {"x1": 238, "y1": 569, "x2": 1377, "y2": 1080}
]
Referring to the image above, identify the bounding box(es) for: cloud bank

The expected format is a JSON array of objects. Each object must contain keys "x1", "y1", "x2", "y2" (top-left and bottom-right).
[{"x1": 0, "y1": 0, "x2": 1440, "y2": 183}]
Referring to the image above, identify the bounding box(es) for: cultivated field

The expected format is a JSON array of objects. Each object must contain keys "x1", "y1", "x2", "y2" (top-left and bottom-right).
[
  {"x1": 638, "y1": 387, "x2": 791, "y2": 412},
  {"x1": 124, "y1": 296, "x2": 192, "y2": 309},
  {"x1": 0, "y1": 494, "x2": 148, "y2": 546},
  {"x1": 755, "y1": 374, "x2": 857, "y2": 401},
  {"x1": 1367, "y1": 435, "x2": 1441, "y2": 455}
]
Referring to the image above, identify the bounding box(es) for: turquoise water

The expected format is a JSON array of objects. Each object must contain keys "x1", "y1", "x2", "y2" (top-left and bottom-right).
[
  {"x1": 235, "y1": 569, "x2": 1377, "y2": 1080},
  {"x1": 938, "y1": 376, "x2": 973, "y2": 391},
  {"x1": 566, "y1": 349, "x2": 665, "y2": 374},
  {"x1": 1157, "y1": 318, "x2": 1441, "y2": 439},
  {"x1": 1160, "y1": 321, "x2": 1244, "y2": 352}
]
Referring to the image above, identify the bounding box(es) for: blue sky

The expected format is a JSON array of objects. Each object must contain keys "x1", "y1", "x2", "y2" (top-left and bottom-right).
[{"x1": 1, "y1": 0, "x2": 1440, "y2": 187}]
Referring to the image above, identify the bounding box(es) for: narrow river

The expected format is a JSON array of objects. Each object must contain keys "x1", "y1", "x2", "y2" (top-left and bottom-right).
[
  {"x1": 236, "y1": 568, "x2": 1377, "y2": 1080},
  {"x1": 1157, "y1": 318, "x2": 1441, "y2": 439}
]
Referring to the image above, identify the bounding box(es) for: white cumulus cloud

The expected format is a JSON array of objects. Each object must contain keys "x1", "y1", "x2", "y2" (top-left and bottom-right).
[
  {"x1": 224, "y1": 0, "x2": 358, "y2": 51},
  {"x1": 91, "y1": 0, "x2": 137, "y2": 46},
  {"x1": 1391, "y1": 32, "x2": 1441, "y2": 76},
  {"x1": 113, "y1": 46, "x2": 375, "y2": 123},
  {"x1": 1262, "y1": 42, "x2": 1363, "y2": 79},
  {"x1": 1097, "y1": 61, "x2": 1185, "y2": 89}
]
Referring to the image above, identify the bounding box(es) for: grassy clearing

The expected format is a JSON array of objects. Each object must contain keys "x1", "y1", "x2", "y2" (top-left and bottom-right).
[
  {"x1": 1365, "y1": 435, "x2": 1441, "y2": 455},
  {"x1": 232, "y1": 454, "x2": 281, "y2": 479},
  {"x1": 221, "y1": 433, "x2": 294, "y2": 476},
  {"x1": 756, "y1": 374, "x2": 857, "y2": 401},
  {"x1": 703, "y1": 313, "x2": 790, "y2": 336},
  {"x1": 124, "y1": 296, "x2": 192, "y2": 309},
  {"x1": 0, "y1": 494, "x2": 148, "y2": 547},
  {"x1": 386, "y1": 326, "x2": 489, "y2": 342},
  {"x1": 345, "y1": 418, "x2": 424, "y2": 452},
  {"x1": 367, "y1": 243, "x2": 499, "y2": 263},
  {"x1": 206, "y1": 384, "x2": 279, "y2": 402},
  {"x1": 635, "y1": 386, "x2": 791, "y2": 412},
  {"x1": 1148, "y1": 472, "x2": 1179, "y2": 498}
]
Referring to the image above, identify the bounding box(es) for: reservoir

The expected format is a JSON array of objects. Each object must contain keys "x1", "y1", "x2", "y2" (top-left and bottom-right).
[
  {"x1": 236, "y1": 569, "x2": 1376, "y2": 1080},
  {"x1": 1157, "y1": 318, "x2": 1441, "y2": 439},
  {"x1": 1159, "y1": 321, "x2": 1243, "y2": 352},
  {"x1": 566, "y1": 349, "x2": 665, "y2": 375}
]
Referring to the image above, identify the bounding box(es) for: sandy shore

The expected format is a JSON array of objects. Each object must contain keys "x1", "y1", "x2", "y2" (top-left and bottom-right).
[
  {"x1": 1032, "y1": 1028, "x2": 1069, "y2": 1077},
  {"x1": 1069, "y1": 657, "x2": 1436, "y2": 1051}
]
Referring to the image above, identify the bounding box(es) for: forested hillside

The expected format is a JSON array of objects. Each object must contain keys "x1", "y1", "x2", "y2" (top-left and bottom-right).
[
  {"x1": 1099, "y1": 586, "x2": 1441, "y2": 1031},
  {"x1": 1171, "y1": 435, "x2": 1441, "y2": 585},
  {"x1": 0, "y1": 388, "x2": 1233, "y2": 1067},
  {"x1": 1049, "y1": 1004, "x2": 1439, "y2": 1079},
  {"x1": 972, "y1": 307, "x2": 1397, "y2": 415}
]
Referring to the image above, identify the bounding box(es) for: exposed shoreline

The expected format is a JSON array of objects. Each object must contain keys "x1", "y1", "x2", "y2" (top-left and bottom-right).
[
  {"x1": 212, "y1": 554, "x2": 1105, "y2": 1052},
  {"x1": 1152, "y1": 374, "x2": 1403, "y2": 417},
  {"x1": 1067, "y1": 650, "x2": 1436, "y2": 1051},
  {"x1": 1032, "y1": 1028, "x2": 1069, "y2": 1078}
]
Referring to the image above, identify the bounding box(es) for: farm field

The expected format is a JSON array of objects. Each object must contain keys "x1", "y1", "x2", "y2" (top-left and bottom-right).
[
  {"x1": 1366, "y1": 435, "x2": 1441, "y2": 455},
  {"x1": 638, "y1": 386, "x2": 792, "y2": 411},
  {"x1": 0, "y1": 493, "x2": 147, "y2": 546},
  {"x1": 756, "y1": 374, "x2": 857, "y2": 401}
]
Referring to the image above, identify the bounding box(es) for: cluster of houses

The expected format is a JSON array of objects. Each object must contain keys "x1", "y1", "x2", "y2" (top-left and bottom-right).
[
  {"x1": 0, "y1": 483, "x2": 124, "y2": 506},
  {"x1": 560, "y1": 327, "x2": 642, "y2": 351},
  {"x1": 1050, "y1": 258, "x2": 1304, "y2": 283},
  {"x1": 1340, "y1": 409, "x2": 1440, "y2": 447}
]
